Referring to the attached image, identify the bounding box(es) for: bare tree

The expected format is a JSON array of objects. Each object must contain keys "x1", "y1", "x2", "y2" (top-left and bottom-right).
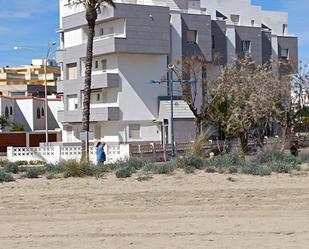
[
  {"x1": 209, "y1": 57, "x2": 290, "y2": 152},
  {"x1": 75, "y1": 0, "x2": 115, "y2": 161}
]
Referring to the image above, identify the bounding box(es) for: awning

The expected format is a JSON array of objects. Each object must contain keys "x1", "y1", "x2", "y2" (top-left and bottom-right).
[{"x1": 158, "y1": 100, "x2": 195, "y2": 120}]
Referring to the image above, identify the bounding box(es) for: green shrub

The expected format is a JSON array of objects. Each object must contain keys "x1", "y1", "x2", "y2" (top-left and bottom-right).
[
  {"x1": 0, "y1": 170, "x2": 15, "y2": 183},
  {"x1": 64, "y1": 160, "x2": 94, "y2": 178},
  {"x1": 116, "y1": 166, "x2": 136, "y2": 178},
  {"x1": 29, "y1": 160, "x2": 45, "y2": 166},
  {"x1": 44, "y1": 163, "x2": 66, "y2": 174},
  {"x1": 0, "y1": 159, "x2": 9, "y2": 167},
  {"x1": 255, "y1": 150, "x2": 300, "y2": 166},
  {"x1": 142, "y1": 162, "x2": 174, "y2": 175},
  {"x1": 176, "y1": 155, "x2": 204, "y2": 173},
  {"x1": 136, "y1": 175, "x2": 153, "y2": 182},
  {"x1": 23, "y1": 167, "x2": 44, "y2": 179},
  {"x1": 4, "y1": 162, "x2": 19, "y2": 174},
  {"x1": 267, "y1": 162, "x2": 300, "y2": 173},
  {"x1": 191, "y1": 129, "x2": 213, "y2": 157},
  {"x1": 241, "y1": 162, "x2": 272, "y2": 176},
  {"x1": 15, "y1": 160, "x2": 28, "y2": 166},
  {"x1": 209, "y1": 153, "x2": 243, "y2": 174}
]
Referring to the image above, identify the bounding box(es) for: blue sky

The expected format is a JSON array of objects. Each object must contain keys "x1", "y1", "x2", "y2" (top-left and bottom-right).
[{"x1": 0, "y1": 0, "x2": 308, "y2": 66}]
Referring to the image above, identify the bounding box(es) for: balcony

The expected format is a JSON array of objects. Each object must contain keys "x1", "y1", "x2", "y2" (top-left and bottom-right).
[
  {"x1": 58, "y1": 107, "x2": 121, "y2": 123},
  {"x1": 57, "y1": 73, "x2": 120, "y2": 93}
]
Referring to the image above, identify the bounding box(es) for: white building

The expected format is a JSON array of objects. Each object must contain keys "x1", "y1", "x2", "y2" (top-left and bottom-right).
[{"x1": 56, "y1": 0, "x2": 298, "y2": 144}]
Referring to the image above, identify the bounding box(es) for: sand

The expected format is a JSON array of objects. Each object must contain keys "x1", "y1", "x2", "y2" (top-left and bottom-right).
[{"x1": 1, "y1": 171, "x2": 309, "y2": 249}]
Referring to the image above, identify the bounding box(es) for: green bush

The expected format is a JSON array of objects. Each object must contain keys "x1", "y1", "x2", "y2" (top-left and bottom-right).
[
  {"x1": 176, "y1": 155, "x2": 204, "y2": 173},
  {"x1": 255, "y1": 150, "x2": 300, "y2": 166},
  {"x1": 15, "y1": 160, "x2": 28, "y2": 166},
  {"x1": 209, "y1": 153, "x2": 243, "y2": 174},
  {"x1": 0, "y1": 170, "x2": 15, "y2": 183},
  {"x1": 142, "y1": 162, "x2": 175, "y2": 175},
  {"x1": 0, "y1": 159, "x2": 9, "y2": 167},
  {"x1": 64, "y1": 160, "x2": 94, "y2": 178},
  {"x1": 4, "y1": 162, "x2": 19, "y2": 174},
  {"x1": 241, "y1": 162, "x2": 272, "y2": 176},
  {"x1": 24, "y1": 167, "x2": 43, "y2": 179},
  {"x1": 29, "y1": 160, "x2": 46, "y2": 166},
  {"x1": 116, "y1": 166, "x2": 136, "y2": 178},
  {"x1": 44, "y1": 163, "x2": 66, "y2": 174},
  {"x1": 267, "y1": 162, "x2": 300, "y2": 173}
]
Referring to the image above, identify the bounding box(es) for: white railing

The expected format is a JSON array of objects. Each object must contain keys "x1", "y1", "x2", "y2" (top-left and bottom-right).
[{"x1": 7, "y1": 144, "x2": 130, "y2": 164}]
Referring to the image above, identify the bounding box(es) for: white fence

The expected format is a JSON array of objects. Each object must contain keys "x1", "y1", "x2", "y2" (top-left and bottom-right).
[{"x1": 7, "y1": 144, "x2": 130, "y2": 164}]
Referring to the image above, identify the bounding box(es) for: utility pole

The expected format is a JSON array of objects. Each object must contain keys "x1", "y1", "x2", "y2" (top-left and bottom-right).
[{"x1": 149, "y1": 64, "x2": 195, "y2": 159}]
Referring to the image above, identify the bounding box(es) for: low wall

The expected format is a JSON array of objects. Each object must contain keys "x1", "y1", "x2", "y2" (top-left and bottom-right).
[{"x1": 7, "y1": 144, "x2": 130, "y2": 164}]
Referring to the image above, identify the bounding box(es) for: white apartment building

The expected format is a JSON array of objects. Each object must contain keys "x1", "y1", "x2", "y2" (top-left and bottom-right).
[{"x1": 56, "y1": 0, "x2": 298, "y2": 144}]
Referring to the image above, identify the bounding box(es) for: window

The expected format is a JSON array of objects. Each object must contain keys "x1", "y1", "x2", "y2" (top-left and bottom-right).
[
  {"x1": 9, "y1": 106, "x2": 13, "y2": 115},
  {"x1": 108, "y1": 27, "x2": 114, "y2": 34},
  {"x1": 241, "y1": 40, "x2": 251, "y2": 54},
  {"x1": 94, "y1": 60, "x2": 99, "y2": 69},
  {"x1": 100, "y1": 28, "x2": 104, "y2": 36},
  {"x1": 187, "y1": 30, "x2": 197, "y2": 43},
  {"x1": 97, "y1": 93, "x2": 101, "y2": 101},
  {"x1": 283, "y1": 24, "x2": 288, "y2": 36},
  {"x1": 4, "y1": 106, "x2": 9, "y2": 119},
  {"x1": 212, "y1": 35, "x2": 215, "y2": 49},
  {"x1": 129, "y1": 124, "x2": 141, "y2": 139},
  {"x1": 90, "y1": 90, "x2": 103, "y2": 104},
  {"x1": 37, "y1": 108, "x2": 41, "y2": 119},
  {"x1": 251, "y1": 20, "x2": 255, "y2": 26},
  {"x1": 67, "y1": 95, "x2": 78, "y2": 111},
  {"x1": 66, "y1": 63, "x2": 77, "y2": 80},
  {"x1": 101, "y1": 59, "x2": 107, "y2": 72},
  {"x1": 41, "y1": 107, "x2": 45, "y2": 117},
  {"x1": 281, "y1": 48, "x2": 289, "y2": 60},
  {"x1": 230, "y1": 14, "x2": 240, "y2": 25}
]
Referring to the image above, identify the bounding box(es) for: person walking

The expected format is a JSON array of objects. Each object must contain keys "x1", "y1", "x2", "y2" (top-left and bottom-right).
[{"x1": 96, "y1": 142, "x2": 106, "y2": 165}]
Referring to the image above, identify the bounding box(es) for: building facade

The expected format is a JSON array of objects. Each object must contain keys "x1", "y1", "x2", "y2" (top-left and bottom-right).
[
  {"x1": 57, "y1": 0, "x2": 298, "y2": 144},
  {"x1": 0, "y1": 59, "x2": 60, "y2": 97},
  {"x1": 0, "y1": 95, "x2": 62, "y2": 132}
]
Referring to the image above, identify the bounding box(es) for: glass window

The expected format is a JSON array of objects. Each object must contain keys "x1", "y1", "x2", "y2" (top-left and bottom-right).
[
  {"x1": 129, "y1": 124, "x2": 141, "y2": 139},
  {"x1": 230, "y1": 14, "x2": 240, "y2": 25},
  {"x1": 9, "y1": 106, "x2": 13, "y2": 115},
  {"x1": 281, "y1": 48, "x2": 289, "y2": 59},
  {"x1": 187, "y1": 30, "x2": 197, "y2": 43},
  {"x1": 66, "y1": 63, "x2": 77, "y2": 80},
  {"x1": 241, "y1": 40, "x2": 251, "y2": 53},
  {"x1": 101, "y1": 59, "x2": 107, "y2": 72},
  {"x1": 41, "y1": 107, "x2": 45, "y2": 116},
  {"x1": 67, "y1": 95, "x2": 78, "y2": 111},
  {"x1": 37, "y1": 108, "x2": 41, "y2": 119}
]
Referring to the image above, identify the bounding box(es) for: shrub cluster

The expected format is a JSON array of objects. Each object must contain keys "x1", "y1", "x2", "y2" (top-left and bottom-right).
[{"x1": 0, "y1": 170, "x2": 15, "y2": 183}]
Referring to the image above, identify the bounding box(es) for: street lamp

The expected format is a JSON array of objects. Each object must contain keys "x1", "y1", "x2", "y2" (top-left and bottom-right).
[
  {"x1": 14, "y1": 42, "x2": 57, "y2": 146},
  {"x1": 149, "y1": 65, "x2": 196, "y2": 158}
]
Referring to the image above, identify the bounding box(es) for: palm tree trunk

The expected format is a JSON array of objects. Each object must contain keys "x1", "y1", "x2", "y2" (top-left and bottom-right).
[{"x1": 81, "y1": 7, "x2": 97, "y2": 161}]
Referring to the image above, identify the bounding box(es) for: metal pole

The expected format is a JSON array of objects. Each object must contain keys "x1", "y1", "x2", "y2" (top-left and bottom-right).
[
  {"x1": 170, "y1": 69, "x2": 175, "y2": 158},
  {"x1": 44, "y1": 56, "x2": 48, "y2": 146}
]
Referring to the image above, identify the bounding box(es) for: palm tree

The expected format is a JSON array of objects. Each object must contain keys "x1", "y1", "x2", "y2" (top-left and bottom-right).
[{"x1": 76, "y1": 0, "x2": 115, "y2": 161}]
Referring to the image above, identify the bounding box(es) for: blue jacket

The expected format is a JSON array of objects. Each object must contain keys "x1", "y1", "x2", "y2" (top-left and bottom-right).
[{"x1": 96, "y1": 147, "x2": 106, "y2": 162}]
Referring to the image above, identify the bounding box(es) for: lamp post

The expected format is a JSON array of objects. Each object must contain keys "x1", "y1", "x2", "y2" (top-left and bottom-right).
[
  {"x1": 14, "y1": 42, "x2": 56, "y2": 146},
  {"x1": 149, "y1": 64, "x2": 196, "y2": 158}
]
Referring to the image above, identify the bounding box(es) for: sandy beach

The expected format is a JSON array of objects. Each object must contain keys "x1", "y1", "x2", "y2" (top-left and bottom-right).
[{"x1": 1, "y1": 171, "x2": 309, "y2": 249}]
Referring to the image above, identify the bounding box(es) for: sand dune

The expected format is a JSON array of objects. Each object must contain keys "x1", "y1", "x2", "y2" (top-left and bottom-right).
[{"x1": 1, "y1": 171, "x2": 309, "y2": 248}]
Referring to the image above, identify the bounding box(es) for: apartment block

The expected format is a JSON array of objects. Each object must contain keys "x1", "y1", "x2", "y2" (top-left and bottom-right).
[
  {"x1": 57, "y1": 0, "x2": 298, "y2": 144},
  {"x1": 0, "y1": 59, "x2": 60, "y2": 97}
]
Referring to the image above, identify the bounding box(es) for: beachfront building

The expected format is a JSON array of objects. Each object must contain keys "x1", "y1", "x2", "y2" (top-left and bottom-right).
[
  {"x1": 0, "y1": 59, "x2": 60, "y2": 97},
  {"x1": 0, "y1": 95, "x2": 62, "y2": 132},
  {"x1": 56, "y1": 0, "x2": 298, "y2": 144}
]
